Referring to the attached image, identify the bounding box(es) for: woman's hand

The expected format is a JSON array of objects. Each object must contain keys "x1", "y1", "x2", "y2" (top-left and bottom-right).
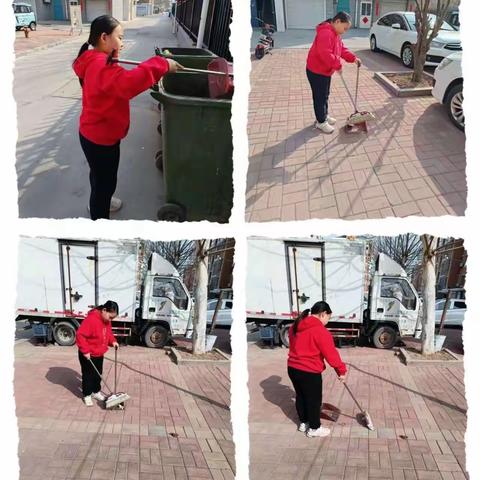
[
  {"x1": 167, "y1": 59, "x2": 184, "y2": 73},
  {"x1": 113, "y1": 342, "x2": 119, "y2": 350},
  {"x1": 84, "y1": 353, "x2": 91, "y2": 360},
  {"x1": 338, "y1": 375, "x2": 347, "y2": 383},
  {"x1": 354, "y1": 58, "x2": 362, "y2": 67}
]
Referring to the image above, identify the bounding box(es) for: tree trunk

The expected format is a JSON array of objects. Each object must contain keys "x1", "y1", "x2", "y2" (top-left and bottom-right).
[
  {"x1": 421, "y1": 235, "x2": 438, "y2": 355},
  {"x1": 192, "y1": 240, "x2": 210, "y2": 354},
  {"x1": 412, "y1": 48, "x2": 427, "y2": 83}
]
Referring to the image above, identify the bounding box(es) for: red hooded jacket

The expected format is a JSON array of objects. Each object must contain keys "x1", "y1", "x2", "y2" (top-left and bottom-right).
[
  {"x1": 73, "y1": 50, "x2": 169, "y2": 146},
  {"x1": 76, "y1": 308, "x2": 117, "y2": 357},
  {"x1": 288, "y1": 315, "x2": 347, "y2": 375},
  {"x1": 306, "y1": 22, "x2": 357, "y2": 76}
]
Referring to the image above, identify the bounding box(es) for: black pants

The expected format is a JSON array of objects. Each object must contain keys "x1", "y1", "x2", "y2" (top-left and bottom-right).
[
  {"x1": 288, "y1": 366, "x2": 323, "y2": 429},
  {"x1": 79, "y1": 133, "x2": 120, "y2": 220},
  {"x1": 78, "y1": 350, "x2": 104, "y2": 397},
  {"x1": 306, "y1": 68, "x2": 332, "y2": 124}
]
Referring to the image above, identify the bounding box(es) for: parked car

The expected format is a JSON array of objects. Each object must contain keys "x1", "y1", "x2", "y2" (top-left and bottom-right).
[
  {"x1": 206, "y1": 298, "x2": 233, "y2": 327},
  {"x1": 13, "y1": 2, "x2": 36, "y2": 31},
  {"x1": 435, "y1": 298, "x2": 466, "y2": 327},
  {"x1": 432, "y1": 51, "x2": 464, "y2": 131},
  {"x1": 447, "y1": 10, "x2": 459, "y2": 29},
  {"x1": 369, "y1": 11, "x2": 461, "y2": 68}
]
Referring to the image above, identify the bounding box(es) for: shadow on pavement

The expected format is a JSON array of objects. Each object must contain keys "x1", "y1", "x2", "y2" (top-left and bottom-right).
[
  {"x1": 107, "y1": 358, "x2": 230, "y2": 411},
  {"x1": 45, "y1": 366, "x2": 83, "y2": 398},
  {"x1": 348, "y1": 363, "x2": 467, "y2": 415}
]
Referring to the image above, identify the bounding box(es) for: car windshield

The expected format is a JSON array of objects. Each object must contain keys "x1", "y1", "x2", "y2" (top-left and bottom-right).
[{"x1": 404, "y1": 13, "x2": 456, "y2": 31}]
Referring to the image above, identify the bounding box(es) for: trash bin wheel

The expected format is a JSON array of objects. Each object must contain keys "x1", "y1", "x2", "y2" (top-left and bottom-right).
[
  {"x1": 157, "y1": 203, "x2": 186, "y2": 222},
  {"x1": 155, "y1": 150, "x2": 163, "y2": 171},
  {"x1": 158, "y1": 102, "x2": 162, "y2": 112},
  {"x1": 157, "y1": 122, "x2": 162, "y2": 135}
]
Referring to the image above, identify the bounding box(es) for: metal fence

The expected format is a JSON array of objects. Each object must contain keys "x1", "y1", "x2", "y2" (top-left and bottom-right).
[{"x1": 175, "y1": 0, "x2": 232, "y2": 61}]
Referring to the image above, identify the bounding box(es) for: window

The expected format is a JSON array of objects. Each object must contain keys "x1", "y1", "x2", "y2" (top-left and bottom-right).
[
  {"x1": 435, "y1": 300, "x2": 446, "y2": 311},
  {"x1": 453, "y1": 301, "x2": 466, "y2": 309},
  {"x1": 225, "y1": 301, "x2": 233, "y2": 309},
  {"x1": 378, "y1": 15, "x2": 393, "y2": 27},
  {"x1": 381, "y1": 278, "x2": 417, "y2": 310},
  {"x1": 404, "y1": 12, "x2": 455, "y2": 31},
  {"x1": 390, "y1": 14, "x2": 407, "y2": 30},
  {"x1": 152, "y1": 277, "x2": 188, "y2": 310},
  {"x1": 361, "y1": 2, "x2": 372, "y2": 16}
]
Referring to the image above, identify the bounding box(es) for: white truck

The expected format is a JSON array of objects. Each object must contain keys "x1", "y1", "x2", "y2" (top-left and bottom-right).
[
  {"x1": 246, "y1": 237, "x2": 421, "y2": 349},
  {"x1": 16, "y1": 237, "x2": 193, "y2": 348}
]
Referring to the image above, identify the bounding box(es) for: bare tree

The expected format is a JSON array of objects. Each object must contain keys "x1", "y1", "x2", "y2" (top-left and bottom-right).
[
  {"x1": 421, "y1": 235, "x2": 438, "y2": 355},
  {"x1": 374, "y1": 234, "x2": 423, "y2": 276},
  {"x1": 412, "y1": 0, "x2": 452, "y2": 83},
  {"x1": 192, "y1": 239, "x2": 210, "y2": 355},
  {"x1": 153, "y1": 241, "x2": 196, "y2": 275}
]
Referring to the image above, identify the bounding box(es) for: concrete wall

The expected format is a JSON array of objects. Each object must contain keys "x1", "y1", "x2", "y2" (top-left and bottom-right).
[
  {"x1": 111, "y1": 0, "x2": 123, "y2": 19},
  {"x1": 31, "y1": 0, "x2": 54, "y2": 22}
]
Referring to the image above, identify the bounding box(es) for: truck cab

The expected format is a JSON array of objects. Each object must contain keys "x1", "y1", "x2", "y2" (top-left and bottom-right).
[
  {"x1": 138, "y1": 253, "x2": 192, "y2": 348},
  {"x1": 367, "y1": 253, "x2": 420, "y2": 348}
]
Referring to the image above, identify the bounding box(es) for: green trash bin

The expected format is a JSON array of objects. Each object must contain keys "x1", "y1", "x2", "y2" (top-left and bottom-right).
[
  {"x1": 155, "y1": 47, "x2": 217, "y2": 70},
  {"x1": 151, "y1": 57, "x2": 233, "y2": 223}
]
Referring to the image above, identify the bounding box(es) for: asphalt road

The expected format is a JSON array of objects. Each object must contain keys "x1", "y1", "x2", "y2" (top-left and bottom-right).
[{"x1": 15, "y1": 15, "x2": 179, "y2": 220}]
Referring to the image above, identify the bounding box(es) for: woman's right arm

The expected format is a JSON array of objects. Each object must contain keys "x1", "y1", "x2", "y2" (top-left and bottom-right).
[
  {"x1": 316, "y1": 331, "x2": 347, "y2": 376},
  {"x1": 97, "y1": 55, "x2": 173, "y2": 100},
  {"x1": 76, "y1": 317, "x2": 92, "y2": 356}
]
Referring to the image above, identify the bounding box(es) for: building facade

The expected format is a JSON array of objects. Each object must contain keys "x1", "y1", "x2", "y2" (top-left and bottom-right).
[
  {"x1": 258, "y1": 0, "x2": 459, "y2": 32},
  {"x1": 207, "y1": 238, "x2": 235, "y2": 298}
]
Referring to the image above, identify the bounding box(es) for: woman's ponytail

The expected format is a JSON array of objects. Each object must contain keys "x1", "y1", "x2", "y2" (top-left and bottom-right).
[
  {"x1": 74, "y1": 42, "x2": 90, "y2": 86},
  {"x1": 292, "y1": 308, "x2": 311, "y2": 336}
]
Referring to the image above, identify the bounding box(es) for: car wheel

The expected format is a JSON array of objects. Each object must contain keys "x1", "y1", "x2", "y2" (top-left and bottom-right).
[
  {"x1": 370, "y1": 35, "x2": 379, "y2": 52},
  {"x1": 446, "y1": 83, "x2": 464, "y2": 131},
  {"x1": 401, "y1": 44, "x2": 414, "y2": 68},
  {"x1": 29, "y1": 22, "x2": 36, "y2": 31},
  {"x1": 372, "y1": 325, "x2": 398, "y2": 349},
  {"x1": 279, "y1": 324, "x2": 291, "y2": 347}
]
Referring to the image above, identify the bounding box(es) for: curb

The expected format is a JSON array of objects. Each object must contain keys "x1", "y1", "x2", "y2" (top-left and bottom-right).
[
  {"x1": 15, "y1": 32, "x2": 88, "y2": 58},
  {"x1": 399, "y1": 347, "x2": 463, "y2": 366},
  {"x1": 374, "y1": 71, "x2": 433, "y2": 97},
  {"x1": 169, "y1": 346, "x2": 230, "y2": 365}
]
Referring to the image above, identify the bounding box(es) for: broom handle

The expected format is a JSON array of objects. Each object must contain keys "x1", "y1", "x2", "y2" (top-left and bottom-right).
[
  {"x1": 107, "y1": 57, "x2": 230, "y2": 76},
  {"x1": 354, "y1": 64, "x2": 360, "y2": 113},
  {"x1": 343, "y1": 382, "x2": 365, "y2": 413},
  {"x1": 88, "y1": 357, "x2": 113, "y2": 395},
  {"x1": 114, "y1": 346, "x2": 117, "y2": 395}
]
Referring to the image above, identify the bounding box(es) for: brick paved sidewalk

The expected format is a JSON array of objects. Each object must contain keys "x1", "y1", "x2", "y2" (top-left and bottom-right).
[
  {"x1": 246, "y1": 50, "x2": 466, "y2": 221},
  {"x1": 15, "y1": 342, "x2": 234, "y2": 480},
  {"x1": 248, "y1": 342, "x2": 468, "y2": 479},
  {"x1": 15, "y1": 25, "x2": 88, "y2": 57}
]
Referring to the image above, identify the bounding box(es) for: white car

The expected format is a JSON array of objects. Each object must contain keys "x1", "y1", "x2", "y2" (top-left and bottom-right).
[
  {"x1": 370, "y1": 11, "x2": 461, "y2": 68},
  {"x1": 206, "y1": 298, "x2": 233, "y2": 327},
  {"x1": 435, "y1": 298, "x2": 466, "y2": 327},
  {"x1": 432, "y1": 51, "x2": 464, "y2": 131}
]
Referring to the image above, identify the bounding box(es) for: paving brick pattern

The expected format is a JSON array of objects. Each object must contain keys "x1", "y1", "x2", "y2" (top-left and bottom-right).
[
  {"x1": 246, "y1": 49, "x2": 467, "y2": 221},
  {"x1": 15, "y1": 342, "x2": 234, "y2": 480},
  {"x1": 248, "y1": 343, "x2": 468, "y2": 479}
]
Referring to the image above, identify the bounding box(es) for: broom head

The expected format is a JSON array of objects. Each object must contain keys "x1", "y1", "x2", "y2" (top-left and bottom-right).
[
  {"x1": 347, "y1": 111, "x2": 375, "y2": 126},
  {"x1": 105, "y1": 392, "x2": 130, "y2": 410}
]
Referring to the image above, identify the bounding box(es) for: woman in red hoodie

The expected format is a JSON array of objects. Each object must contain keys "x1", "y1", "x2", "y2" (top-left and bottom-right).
[
  {"x1": 306, "y1": 12, "x2": 361, "y2": 134},
  {"x1": 288, "y1": 301, "x2": 347, "y2": 437},
  {"x1": 73, "y1": 15, "x2": 181, "y2": 220},
  {"x1": 76, "y1": 301, "x2": 119, "y2": 406}
]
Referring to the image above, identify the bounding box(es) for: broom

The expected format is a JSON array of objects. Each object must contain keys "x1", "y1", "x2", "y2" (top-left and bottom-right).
[
  {"x1": 341, "y1": 64, "x2": 375, "y2": 126},
  {"x1": 342, "y1": 382, "x2": 374, "y2": 431}
]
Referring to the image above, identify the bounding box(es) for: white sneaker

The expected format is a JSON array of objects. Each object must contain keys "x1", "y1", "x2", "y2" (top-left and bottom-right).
[
  {"x1": 84, "y1": 395, "x2": 93, "y2": 407},
  {"x1": 92, "y1": 391, "x2": 106, "y2": 401},
  {"x1": 298, "y1": 422, "x2": 308, "y2": 433},
  {"x1": 87, "y1": 197, "x2": 123, "y2": 214},
  {"x1": 306, "y1": 426, "x2": 331, "y2": 438},
  {"x1": 109, "y1": 197, "x2": 122, "y2": 212},
  {"x1": 314, "y1": 121, "x2": 335, "y2": 134},
  {"x1": 327, "y1": 115, "x2": 337, "y2": 125}
]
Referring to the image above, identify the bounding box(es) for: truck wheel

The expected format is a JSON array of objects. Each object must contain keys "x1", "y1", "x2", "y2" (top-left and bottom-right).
[
  {"x1": 372, "y1": 326, "x2": 398, "y2": 349},
  {"x1": 144, "y1": 325, "x2": 169, "y2": 348},
  {"x1": 157, "y1": 203, "x2": 186, "y2": 222},
  {"x1": 53, "y1": 321, "x2": 76, "y2": 346},
  {"x1": 279, "y1": 324, "x2": 291, "y2": 348},
  {"x1": 29, "y1": 22, "x2": 36, "y2": 31},
  {"x1": 155, "y1": 150, "x2": 163, "y2": 171}
]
